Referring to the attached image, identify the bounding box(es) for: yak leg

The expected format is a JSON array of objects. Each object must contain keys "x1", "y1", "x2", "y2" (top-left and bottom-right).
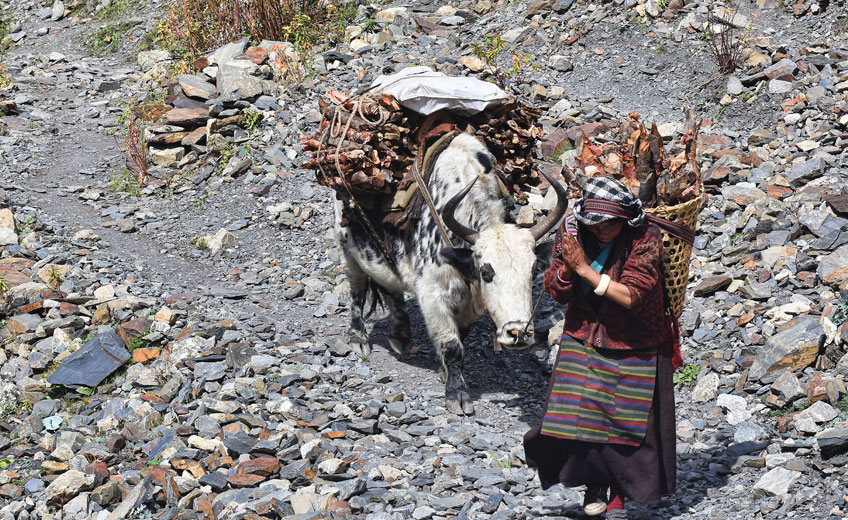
[
  {"x1": 343, "y1": 254, "x2": 371, "y2": 356},
  {"x1": 382, "y1": 289, "x2": 411, "y2": 355},
  {"x1": 417, "y1": 292, "x2": 474, "y2": 415}
]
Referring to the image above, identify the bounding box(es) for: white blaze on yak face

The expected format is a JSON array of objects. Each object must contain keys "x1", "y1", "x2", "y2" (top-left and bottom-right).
[{"x1": 472, "y1": 224, "x2": 537, "y2": 346}]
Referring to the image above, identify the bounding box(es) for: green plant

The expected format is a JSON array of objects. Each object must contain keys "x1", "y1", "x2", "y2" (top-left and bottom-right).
[
  {"x1": 190, "y1": 237, "x2": 208, "y2": 250},
  {"x1": 359, "y1": 354, "x2": 370, "y2": 362},
  {"x1": 362, "y1": 19, "x2": 377, "y2": 33},
  {"x1": 331, "y1": 1, "x2": 359, "y2": 41},
  {"x1": 147, "y1": 458, "x2": 163, "y2": 466},
  {"x1": 471, "y1": 32, "x2": 508, "y2": 89},
  {"x1": 831, "y1": 302, "x2": 848, "y2": 327},
  {"x1": 835, "y1": 15, "x2": 848, "y2": 35},
  {"x1": 244, "y1": 109, "x2": 261, "y2": 134},
  {"x1": 88, "y1": 20, "x2": 142, "y2": 53},
  {"x1": 713, "y1": 103, "x2": 728, "y2": 122},
  {"x1": 657, "y1": 44, "x2": 665, "y2": 54},
  {"x1": 767, "y1": 400, "x2": 808, "y2": 417},
  {"x1": 96, "y1": 0, "x2": 141, "y2": 20},
  {"x1": 487, "y1": 452, "x2": 511, "y2": 471},
  {"x1": 111, "y1": 169, "x2": 143, "y2": 197},
  {"x1": 216, "y1": 146, "x2": 234, "y2": 174},
  {"x1": 0, "y1": 273, "x2": 7, "y2": 296},
  {"x1": 705, "y1": 0, "x2": 753, "y2": 75},
  {"x1": 673, "y1": 362, "x2": 702, "y2": 387},
  {"x1": 190, "y1": 196, "x2": 207, "y2": 208},
  {"x1": 0, "y1": 457, "x2": 13, "y2": 469}
]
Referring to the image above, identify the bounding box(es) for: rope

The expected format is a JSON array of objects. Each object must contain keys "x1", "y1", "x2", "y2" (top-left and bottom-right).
[{"x1": 318, "y1": 95, "x2": 397, "y2": 273}]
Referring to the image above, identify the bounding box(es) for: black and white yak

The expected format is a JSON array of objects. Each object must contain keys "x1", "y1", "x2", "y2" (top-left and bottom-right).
[{"x1": 335, "y1": 132, "x2": 568, "y2": 414}]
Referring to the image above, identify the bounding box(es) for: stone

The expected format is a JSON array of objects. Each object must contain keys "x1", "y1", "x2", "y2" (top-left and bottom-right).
[
  {"x1": 0, "y1": 227, "x2": 17, "y2": 245},
  {"x1": 797, "y1": 401, "x2": 838, "y2": 424},
  {"x1": 204, "y1": 228, "x2": 237, "y2": 255},
  {"x1": 44, "y1": 470, "x2": 95, "y2": 506},
  {"x1": 753, "y1": 467, "x2": 801, "y2": 497},
  {"x1": 51, "y1": 0, "x2": 64, "y2": 21},
  {"x1": 816, "y1": 426, "x2": 848, "y2": 458},
  {"x1": 217, "y1": 59, "x2": 265, "y2": 102},
  {"x1": 460, "y1": 55, "x2": 486, "y2": 72},
  {"x1": 717, "y1": 393, "x2": 751, "y2": 426},
  {"x1": 154, "y1": 307, "x2": 176, "y2": 325},
  {"x1": 694, "y1": 275, "x2": 732, "y2": 296},
  {"x1": 770, "y1": 371, "x2": 805, "y2": 404},
  {"x1": 734, "y1": 422, "x2": 767, "y2": 443},
  {"x1": 161, "y1": 107, "x2": 210, "y2": 127},
  {"x1": 786, "y1": 158, "x2": 823, "y2": 187},
  {"x1": 106, "y1": 476, "x2": 152, "y2": 520},
  {"x1": 692, "y1": 372, "x2": 720, "y2": 403},
  {"x1": 748, "y1": 318, "x2": 824, "y2": 381},
  {"x1": 768, "y1": 79, "x2": 792, "y2": 94},
  {"x1": 178, "y1": 74, "x2": 217, "y2": 100},
  {"x1": 150, "y1": 147, "x2": 185, "y2": 167},
  {"x1": 817, "y1": 245, "x2": 848, "y2": 288},
  {"x1": 727, "y1": 76, "x2": 744, "y2": 95},
  {"x1": 137, "y1": 50, "x2": 171, "y2": 72}
]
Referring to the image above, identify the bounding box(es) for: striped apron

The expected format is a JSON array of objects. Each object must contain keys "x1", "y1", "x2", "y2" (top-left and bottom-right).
[{"x1": 541, "y1": 335, "x2": 657, "y2": 447}]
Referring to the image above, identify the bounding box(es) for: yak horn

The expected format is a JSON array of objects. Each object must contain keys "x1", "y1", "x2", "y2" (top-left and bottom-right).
[
  {"x1": 529, "y1": 169, "x2": 569, "y2": 242},
  {"x1": 441, "y1": 176, "x2": 480, "y2": 245}
]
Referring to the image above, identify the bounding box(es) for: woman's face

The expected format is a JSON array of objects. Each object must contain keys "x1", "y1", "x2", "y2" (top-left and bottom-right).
[{"x1": 586, "y1": 219, "x2": 624, "y2": 244}]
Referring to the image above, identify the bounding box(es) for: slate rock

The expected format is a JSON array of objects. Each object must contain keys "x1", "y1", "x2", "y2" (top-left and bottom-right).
[
  {"x1": 44, "y1": 470, "x2": 95, "y2": 506},
  {"x1": 748, "y1": 318, "x2": 824, "y2": 381},
  {"x1": 47, "y1": 331, "x2": 130, "y2": 389},
  {"x1": 753, "y1": 467, "x2": 801, "y2": 497},
  {"x1": 717, "y1": 393, "x2": 751, "y2": 425},
  {"x1": 786, "y1": 158, "x2": 824, "y2": 188},
  {"x1": 816, "y1": 426, "x2": 848, "y2": 458},
  {"x1": 817, "y1": 244, "x2": 848, "y2": 287}
]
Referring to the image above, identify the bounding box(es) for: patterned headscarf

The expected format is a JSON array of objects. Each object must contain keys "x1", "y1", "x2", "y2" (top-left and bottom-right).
[{"x1": 573, "y1": 177, "x2": 647, "y2": 228}]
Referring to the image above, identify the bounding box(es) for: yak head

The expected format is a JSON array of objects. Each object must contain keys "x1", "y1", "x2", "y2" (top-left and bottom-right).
[{"x1": 440, "y1": 166, "x2": 568, "y2": 349}]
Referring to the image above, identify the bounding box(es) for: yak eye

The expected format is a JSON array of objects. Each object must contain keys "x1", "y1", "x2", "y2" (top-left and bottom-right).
[{"x1": 480, "y1": 263, "x2": 495, "y2": 283}]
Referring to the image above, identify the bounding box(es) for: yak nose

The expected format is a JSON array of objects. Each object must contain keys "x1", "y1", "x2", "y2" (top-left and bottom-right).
[{"x1": 501, "y1": 322, "x2": 534, "y2": 346}]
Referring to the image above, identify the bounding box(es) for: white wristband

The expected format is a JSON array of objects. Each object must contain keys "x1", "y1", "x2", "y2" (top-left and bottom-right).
[{"x1": 594, "y1": 274, "x2": 611, "y2": 296}]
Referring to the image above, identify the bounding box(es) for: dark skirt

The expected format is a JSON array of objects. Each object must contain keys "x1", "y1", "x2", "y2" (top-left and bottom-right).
[{"x1": 523, "y1": 341, "x2": 677, "y2": 505}]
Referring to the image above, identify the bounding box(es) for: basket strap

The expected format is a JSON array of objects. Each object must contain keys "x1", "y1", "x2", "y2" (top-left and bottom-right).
[
  {"x1": 578, "y1": 199, "x2": 696, "y2": 246},
  {"x1": 646, "y1": 215, "x2": 696, "y2": 246}
]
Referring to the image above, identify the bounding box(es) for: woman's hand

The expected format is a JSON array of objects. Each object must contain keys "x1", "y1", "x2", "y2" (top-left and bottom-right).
[{"x1": 560, "y1": 232, "x2": 589, "y2": 275}]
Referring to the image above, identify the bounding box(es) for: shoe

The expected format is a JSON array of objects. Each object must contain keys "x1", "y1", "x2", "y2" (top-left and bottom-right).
[
  {"x1": 583, "y1": 486, "x2": 608, "y2": 516},
  {"x1": 605, "y1": 508, "x2": 628, "y2": 519}
]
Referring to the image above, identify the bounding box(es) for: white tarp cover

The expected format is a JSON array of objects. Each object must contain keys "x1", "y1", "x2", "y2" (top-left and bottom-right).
[{"x1": 369, "y1": 66, "x2": 511, "y2": 115}]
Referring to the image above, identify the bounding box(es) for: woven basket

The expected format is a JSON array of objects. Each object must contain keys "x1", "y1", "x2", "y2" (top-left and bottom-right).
[{"x1": 646, "y1": 195, "x2": 706, "y2": 319}]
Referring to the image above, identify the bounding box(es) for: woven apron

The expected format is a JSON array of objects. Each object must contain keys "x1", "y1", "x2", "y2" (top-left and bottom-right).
[{"x1": 541, "y1": 335, "x2": 657, "y2": 447}]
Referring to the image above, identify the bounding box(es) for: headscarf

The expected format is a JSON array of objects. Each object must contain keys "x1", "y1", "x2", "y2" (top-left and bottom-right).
[{"x1": 573, "y1": 176, "x2": 647, "y2": 228}]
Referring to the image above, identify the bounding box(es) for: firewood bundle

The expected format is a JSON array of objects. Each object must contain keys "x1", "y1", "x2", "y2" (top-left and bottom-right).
[
  {"x1": 302, "y1": 89, "x2": 544, "y2": 204},
  {"x1": 570, "y1": 107, "x2": 703, "y2": 208}
]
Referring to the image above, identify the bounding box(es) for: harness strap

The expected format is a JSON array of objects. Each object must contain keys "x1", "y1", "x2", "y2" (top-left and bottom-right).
[
  {"x1": 411, "y1": 130, "x2": 462, "y2": 249},
  {"x1": 581, "y1": 199, "x2": 697, "y2": 246}
]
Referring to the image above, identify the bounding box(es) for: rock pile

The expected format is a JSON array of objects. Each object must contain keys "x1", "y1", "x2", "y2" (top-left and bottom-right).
[{"x1": 134, "y1": 38, "x2": 303, "y2": 186}]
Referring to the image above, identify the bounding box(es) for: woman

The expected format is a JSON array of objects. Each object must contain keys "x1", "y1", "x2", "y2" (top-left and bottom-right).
[{"x1": 524, "y1": 177, "x2": 678, "y2": 519}]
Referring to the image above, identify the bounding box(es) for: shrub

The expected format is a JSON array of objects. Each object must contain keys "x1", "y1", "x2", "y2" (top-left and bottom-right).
[{"x1": 162, "y1": 0, "x2": 354, "y2": 64}]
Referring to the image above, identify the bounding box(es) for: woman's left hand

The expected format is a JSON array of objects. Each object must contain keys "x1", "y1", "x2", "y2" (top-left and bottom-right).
[{"x1": 560, "y1": 232, "x2": 589, "y2": 274}]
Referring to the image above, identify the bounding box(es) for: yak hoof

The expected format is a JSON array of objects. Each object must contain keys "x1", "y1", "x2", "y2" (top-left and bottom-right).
[
  {"x1": 446, "y1": 391, "x2": 475, "y2": 415},
  {"x1": 387, "y1": 336, "x2": 411, "y2": 356},
  {"x1": 350, "y1": 330, "x2": 371, "y2": 356}
]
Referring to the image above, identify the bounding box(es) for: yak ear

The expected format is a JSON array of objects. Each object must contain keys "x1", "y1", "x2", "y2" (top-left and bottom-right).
[
  {"x1": 440, "y1": 247, "x2": 475, "y2": 279},
  {"x1": 534, "y1": 240, "x2": 554, "y2": 276}
]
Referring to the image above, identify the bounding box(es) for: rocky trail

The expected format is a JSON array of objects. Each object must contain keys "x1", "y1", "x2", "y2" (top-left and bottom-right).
[{"x1": 0, "y1": 0, "x2": 847, "y2": 519}]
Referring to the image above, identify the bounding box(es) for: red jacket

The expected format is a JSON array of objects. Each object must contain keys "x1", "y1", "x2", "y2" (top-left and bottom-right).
[{"x1": 544, "y1": 222, "x2": 667, "y2": 351}]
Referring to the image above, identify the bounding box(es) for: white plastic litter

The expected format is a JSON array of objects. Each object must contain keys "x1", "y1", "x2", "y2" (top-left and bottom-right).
[{"x1": 369, "y1": 66, "x2": 511, "y2": 116}]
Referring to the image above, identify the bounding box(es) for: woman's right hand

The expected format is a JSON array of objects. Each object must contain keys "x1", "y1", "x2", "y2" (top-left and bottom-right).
[{"x1": 544, "y1": 258, "x2": 573, "y2": 297}]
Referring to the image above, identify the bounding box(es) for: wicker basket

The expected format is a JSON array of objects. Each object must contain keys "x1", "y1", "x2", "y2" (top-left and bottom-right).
[{"x1": 647, "y1": 195, "x2": 706, "y2": 319}]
